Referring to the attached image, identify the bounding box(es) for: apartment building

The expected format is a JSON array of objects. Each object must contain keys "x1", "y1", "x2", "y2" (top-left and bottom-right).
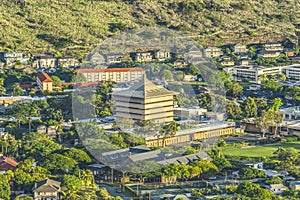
[
  {"x1": 282, "y1": 64, "x2": 300, "y2": 80},
  {"x1": 224, "y1": 65, "x2": 285, "y2": 83},
  {"x1": 74, "y1": 67, "x2": 145, "y2": 82}
]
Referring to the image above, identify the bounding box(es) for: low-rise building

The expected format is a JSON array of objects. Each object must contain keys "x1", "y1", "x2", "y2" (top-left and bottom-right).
[
  {"x1": 223, "y1": 65, "x2": 285, "y2": 83},
  {"x1": 130, "y1": 51, "x2": 153, "y2": 62},
  {"x1": 258, "y1": 51, "x2": 281, "y2": 58},
  {"x1": 239, "y1": 58, "x2": 252, "y2": 65},
  {"x1": 203, "y1": 47, "x2": 223, "y2": 58},
  {"x1": 37, "y1": 72, "x2": 53, "y2": 92},
  {"x1": 33, "y1": 55, "x2": 57, "y2": 68},
  {"x1": 267, "y1": 184, "x2": 288, "y2": 194},
  {"x1": 37, "y1": 125, "x2": 47, "y2": 133},
  {"x1": 0, "y1": 155, "x2": 18, "y2": 173},
  {"x1": 33, "y1": 179, "x2": 61, "y2": 200},
  {"x1": 282, "y1": 64, "x2": 300, "y2": 80},
  {"x1": 74, "y1": 67, "x2": 145, "y2": 83},
  {"x1": 94, "y1": 145, "x2": 212, "y2": 182},
  {"x1": 233, "y1": 44, "x2": 248, "y2": 54},
  {"x1": 185, "y1": 46, "x2": 204, "y2": 64},
  {"x1": 220, "y1": 60, "x2": 235, "y2": 67},
  {"x1": 57, "y1": 57, "x2": 80, "y2": 67},
  {"x1": 0, "y1": 52, "x2": 23, "y2": 66},
  {"x1": 279, "y1": 106, "x2": 300, "y2": 121},
  {"x1": 284, "y1": 49, "x2": 296, "y2": 57},
  {"x1": 145, "y1": 121, "x2": 235, "y2": 147},
  {"x1": 173, "y1": 107, "x2": 207, "y2": 120},
  {"x1": 264, "y1": 42, "x2": 283, "y2": 52},
  {"x1": 87, "y1": 52, "x2": 106, "y2": 65},
  {"x1": 104, "y1": 53, "x2": 124, "y2": 64},
  {"x1": 173, "y1": 58, "x2": 188, "y2": 68},
  {"x1": 47, "y1": 126, "x2": 57, "y2": 138},
  {"x1": 290, "y1": 181, "x2": 300, "y2": 191},
  {"x1": 183, "y1": 75, "x2": 197, "y2": 82},
  {"x1": 153, "y1": 50, "x2": 171, "y2": 61}
]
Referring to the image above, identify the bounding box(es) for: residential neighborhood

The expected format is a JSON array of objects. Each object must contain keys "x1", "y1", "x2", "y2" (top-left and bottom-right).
[{"x1": 2, "y1": 1, "x2": 300, "y2": 199}]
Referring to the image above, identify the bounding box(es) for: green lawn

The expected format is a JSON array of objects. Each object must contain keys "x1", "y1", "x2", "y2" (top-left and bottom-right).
[{"x1": 222, "y1": 142, "x2": 300, "y2": 158}]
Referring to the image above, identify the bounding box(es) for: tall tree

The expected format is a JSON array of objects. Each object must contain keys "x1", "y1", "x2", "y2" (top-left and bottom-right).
[
  {"x1": 273, "y1": 110, "x2": 284, "y2": 137},
  {"x1": 268, "y1": 98, "x2": 282, "y2": 111},
  {"x1": 159, "y1": 121, "x2": 180, "y2": 147},
  {"x1": 241, "y1": 97, "x2": 257, "y2": 119},
  {"x1": 255, "y1": 110, "x2": 274, "y2": 138},
  {"x1": 226, "y1": 100, "x2": 242, "y2": 119}
]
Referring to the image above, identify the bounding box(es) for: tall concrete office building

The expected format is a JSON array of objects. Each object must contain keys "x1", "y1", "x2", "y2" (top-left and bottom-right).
[{"x1": 113, "y1": 75, "x2": 174, "y2": 123}]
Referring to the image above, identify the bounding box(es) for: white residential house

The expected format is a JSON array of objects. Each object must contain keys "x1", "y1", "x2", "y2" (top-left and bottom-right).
[{"x1": 267, "y1": 184, "x2": 288, "y2": 194}]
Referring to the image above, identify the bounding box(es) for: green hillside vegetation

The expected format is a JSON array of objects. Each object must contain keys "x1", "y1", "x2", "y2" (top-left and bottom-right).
[{"x1": 1, "y1": 0, "x2": 300, "y2": 59}]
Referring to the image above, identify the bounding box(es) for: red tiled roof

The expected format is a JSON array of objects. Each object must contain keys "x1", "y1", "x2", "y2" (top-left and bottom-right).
[
  {"x1": 74, "y1": 67, "x2": 145, "y2": 73},
  {"x1": 76, "y1": 82, "x2": 102, "y2": 88},
  {"x1": 0, "y1": 156, "x2": 18, "y2": 171},
  {"x1": 58, "y1": 82, "x2": 75, "y2": 87},
  {"x1": 19, "y1": 84, "x2": 34, "y2": 90},
  {"x1": 37, "y1": 72, "x2": 53, "y2": 83}
]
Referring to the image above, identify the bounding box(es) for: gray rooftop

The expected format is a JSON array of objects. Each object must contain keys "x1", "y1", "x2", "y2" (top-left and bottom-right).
[{"x1": 113, "y1": 75, "x2": 173, "y2": 98}]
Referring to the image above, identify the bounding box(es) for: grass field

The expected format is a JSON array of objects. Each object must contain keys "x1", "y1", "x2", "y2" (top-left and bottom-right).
[{"x1": 221, "y1": 141, "x2": 300, "y2": 157}]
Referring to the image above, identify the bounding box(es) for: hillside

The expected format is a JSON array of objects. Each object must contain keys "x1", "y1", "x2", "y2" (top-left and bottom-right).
[{"x1": 1, "y1": 0, "x2": 300, "y2": 59}]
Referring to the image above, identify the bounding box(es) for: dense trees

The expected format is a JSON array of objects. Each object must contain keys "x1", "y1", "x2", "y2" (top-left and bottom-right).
[
  {"x1": 0, "y1": 174, "x2": 10, "y2": 200},
  {"x1": 94, "y1": 81, "x2": 115, "y2": 117},
  {"x1": 63, "y1": 174, "x2": 82, "y2": 191},
  {"x1": 43, "y1": 153, "x2": 78, "y2": 173},
  {"x1": 160, "y1": 121, "x2": 180, "y2": 147},
  {"x1": 273, "y1": 147, "x2": 300, "y2": 174},
  {"x1": 241, "y1": 97, "x2": 257, "y2": 118},
  {"x1": 21, "y1": 132, "x2": 62, "y2": 160},
  {"x1": 63, "y1": 148, "x2": 92, "y2": 164},
  {"x1": 185, "y1": 64, "x2": 200, "y2": 75},
  {"x1": 226, "y1": 100, "x2": 242, "y2": 119},
  {"x1": 51, "y1": 75, "x2": 61, "y2": 86},
  {"x1": 239, "y1": 167, "x2": 266, "y2": 179},
  {"x1": 14, "y1": 159, "x2": 50, "y2": 185},
  {"x1": 162, "y1": 159, "x2": 218, "y2": 181},
  {"x1": 265, "y1": 176, "x2": 283, "y2": 185},
  {"x1": 235, "y1": 182, "x2": 275, "y2": 200}
]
